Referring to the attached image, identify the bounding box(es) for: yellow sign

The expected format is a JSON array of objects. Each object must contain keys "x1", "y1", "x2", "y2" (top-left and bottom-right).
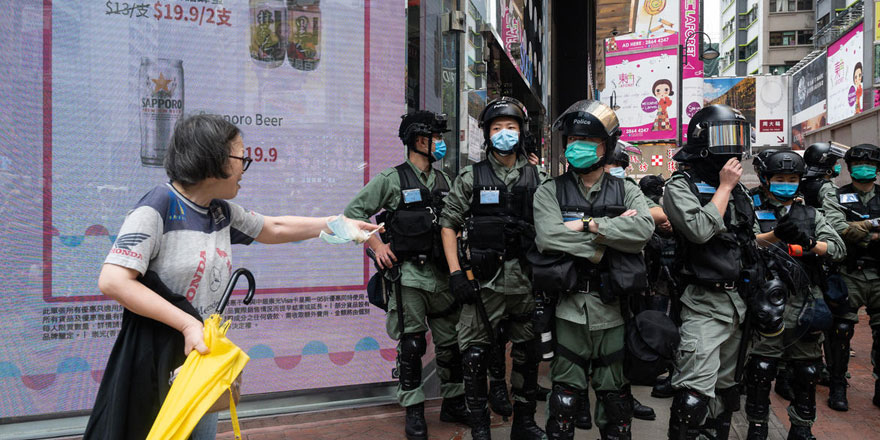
[{"x1": 876, "y1": 2, "x2": 880, "y2": 43}]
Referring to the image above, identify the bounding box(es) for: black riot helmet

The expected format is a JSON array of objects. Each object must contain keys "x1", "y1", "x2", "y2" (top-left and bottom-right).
[
  {"x1": 674, "y1": 104, "x2": 750, "y2": 163},
  {"x1": 639, "y1": 175, "x2": 665, "y2": 203},
  {"x1": 752, "y1": 149, "x2": 778, "y2": 175},
  {"x1": 760, "y1": 151, "x2": 805, "y2": 181},
  {"x1": 478, "y1": 96, "x2": 528, "y2": 155},
  {"x1": 398, "y1": 110, "x2": 449, "y2": 161},
  {"x1": 843, "y1": 143, "x2": 880, "y2": 165},
  {"x1": 804, "y1": 142, "x2": 845, "y2": 177},
  {"x1": 609, "y1": 141, "x2": 631, "y2": 167},
  {"x1": 552, "y1": 100, "x2": 621, "y2": 173}
]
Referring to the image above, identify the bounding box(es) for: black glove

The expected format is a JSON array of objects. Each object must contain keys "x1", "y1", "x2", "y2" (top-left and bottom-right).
[
  {"x1": 449, "y1": 270, "x2": 478, "y2": 305},
  {"x1": 773, "y1": 218, "x2": 810, "y2": 247}
]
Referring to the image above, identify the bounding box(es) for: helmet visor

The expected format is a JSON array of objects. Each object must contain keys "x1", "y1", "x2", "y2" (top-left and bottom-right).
[
  {"x1": 849, "y1": 147, "x2": 880, "y2": 162},
  {"x1": 705, "y1": 121, "x2": 750, "y2": 155}
]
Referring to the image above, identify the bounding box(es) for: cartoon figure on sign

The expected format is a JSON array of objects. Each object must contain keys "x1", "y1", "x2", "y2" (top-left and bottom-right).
[
  {"x1": 651, "y1": 79, "x2": 674, "y2": 131},
  {"x1": 854, "y1": 62, "x2": 863, "y2": 114},
  {"x1": 607, "y1": 37, "x2": 618, "y2": 52}
]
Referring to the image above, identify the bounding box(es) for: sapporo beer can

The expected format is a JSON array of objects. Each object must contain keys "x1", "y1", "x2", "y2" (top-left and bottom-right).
[
  {"x1": 249, "y1": 0, "x2": 287, "y2": 68},
  {"x1": 139, "y1": 58, "x2": 184, "y2": 167},
  {"x1": 288, "y1": 0, "x2": 321, "y2": 71}
]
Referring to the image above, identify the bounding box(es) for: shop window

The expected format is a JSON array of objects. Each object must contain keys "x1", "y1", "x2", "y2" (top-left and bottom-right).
[
  {"x1": 798, "y1": 30, "x2": 813, "y2": 45},
  {"x1": 769, "y1": 30, "x2": 812, "y2": 46}
]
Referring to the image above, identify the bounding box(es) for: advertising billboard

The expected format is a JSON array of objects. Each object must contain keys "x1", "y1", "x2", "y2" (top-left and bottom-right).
[
  {"x1": 0, "y1": 0, "x2": 404, "y2": 418},
  {"x1": 826, "y1": 22, "x2": 864, "y2": 124},
  {"x1": 754, "y1": 75, "x2": 789, "y2": 147},
  {"x1": 791, "y1": 55, "x2": 827, "y2": 150},
  {"x1": 602, "y1": 49, "x2": 679, "y2": 142},
  {"x1": 605, "y1": 0, "x2": 680, "y2": 54}
]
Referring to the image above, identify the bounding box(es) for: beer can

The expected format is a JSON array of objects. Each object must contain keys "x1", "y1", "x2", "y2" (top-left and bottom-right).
[
  {"x1": 249, "y1": 0, "x2": 288, "y2": 68},
  {"x1": 139, "y1": 58, "x2": 184, "y2": 167},
  {"x1": 288, "y1": 0, "x2": 321, "y2": 71}
]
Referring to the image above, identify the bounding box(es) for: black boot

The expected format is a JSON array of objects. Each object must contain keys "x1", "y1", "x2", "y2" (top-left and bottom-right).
[
  {"x1": 632, "y1": 397, "x2": 656, "y2": 421},
  {"x1": 464, "y1": 346, "x2": 492, "y2": 440},
  {"x1": 746, "y1": 422, "x2": 769, "y2": 440},
  {"x1": 596, "y1": 389, "x2": 633, "y2": 440},
  {"x1": 510, "y1": 400, "x2": 546, "y2": 440},
  {"x1": 405, "y1": 403, "x2": 428, "y2": 440},
  {"x1": 575, "y1": 389, "x2": 592, "y2": 430},
  {"x1": 827, "y1": 379, "x2": 848, "y2": 411},
  {"x1": 786, "y1": 425, "x2": 815, "y2": 440},
  {"x1": 489, "y1": 379, "x2": 513, "y2": 418},
  {"x1": 700, "y1": 413, "x2": 732, "y2": 440},
  {"x1": 652, "y1": 375, "x2": 675, "y2": 398},
  {"x1": 774, "y1": 366, "x2": 794, "y2": 401},
  {"x1": 440, "y1": 395, "x2": 469, "y2": 424}
]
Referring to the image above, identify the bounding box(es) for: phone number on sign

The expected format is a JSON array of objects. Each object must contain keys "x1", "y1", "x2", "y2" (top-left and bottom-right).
[{"x1": 105, "y1": 1, "x2": 232, "y2": 27}]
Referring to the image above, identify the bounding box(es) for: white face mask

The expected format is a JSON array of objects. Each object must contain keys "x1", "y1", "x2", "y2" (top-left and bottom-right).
[{"x1": 608, "y1": 167, "x2": 626, "y2": 178}]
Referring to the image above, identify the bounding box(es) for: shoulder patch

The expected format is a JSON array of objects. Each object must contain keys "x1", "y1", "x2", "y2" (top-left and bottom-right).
[{"x1": 839, "y1": 193, "x2": 858, "y2": 204}]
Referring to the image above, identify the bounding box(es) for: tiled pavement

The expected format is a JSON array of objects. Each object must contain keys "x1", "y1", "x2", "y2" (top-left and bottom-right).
[{"x1": 216, "y1": 313, "x2": 879, "y2": 439}]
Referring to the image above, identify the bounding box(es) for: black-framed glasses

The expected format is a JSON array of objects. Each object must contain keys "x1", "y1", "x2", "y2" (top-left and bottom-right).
[{"x1": 229, "y1": 155, "x2": 252, "y2": 171}]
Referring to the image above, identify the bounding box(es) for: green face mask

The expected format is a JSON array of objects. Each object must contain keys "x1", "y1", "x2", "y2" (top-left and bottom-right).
[
  {"x1": 851, "y1": 164, "x2": 877, "y2": 181},
  {"x1": 833, "y1": 164, "x2": 841, "y2": 175}
]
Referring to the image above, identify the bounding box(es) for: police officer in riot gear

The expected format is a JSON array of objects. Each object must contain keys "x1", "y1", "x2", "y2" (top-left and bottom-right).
[
  {"x1": 440, "y1": 97, "x2": 548, "y2": 440},
  {"x1": 745, "y1": 151, "x2": 844, "y2": 440},
  {"x1": 534, "y1": 100, "x2": 655, "y2": 440},
  {"x1": 664, "y1": 104, "x2": 757, "y2": 440},
  {"x1": 823, "y1": 143, "x2": 880, "y2": 411},
  {"x1": 344, "y1": 110, "x2": 466, "y2": 440},
  {"x1": 802, "y1": 142, "x2": 845, "y2": 209}
]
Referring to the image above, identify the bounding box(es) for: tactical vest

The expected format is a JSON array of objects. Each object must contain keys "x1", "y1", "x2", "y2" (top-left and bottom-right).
[
  {"x1": 384, "y1": 163, "x2": 449, "y2": 264},
  {"x1": 674, "y1": 171, "x2": 757, "y2": 284},
  {"x1": 555, "y1": 172, "x2": 648, "y2": 301},
  {"x1": 465, "y1": 160, "x2": 539, "y2": 279},
  {"x1": 800, "y1": 177, "x2": 826, "y2": 209},
  {"x1": 836, "y1": 183, "x2": 880, "y2": 264}
]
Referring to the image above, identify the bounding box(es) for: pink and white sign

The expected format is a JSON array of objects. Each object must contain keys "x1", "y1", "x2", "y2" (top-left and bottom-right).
[
  {"x1": 602, "y1": 49, "x2": 678, "y2": 142},
  {"x1": 605, "y1": 0, "x2": 680, "y2": 54},
  {"x1": 826, "y1": 23, "x2": 864, "y2": 124}
]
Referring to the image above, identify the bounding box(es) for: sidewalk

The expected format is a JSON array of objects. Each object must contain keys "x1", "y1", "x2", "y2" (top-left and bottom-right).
[{"x1": 218, "y1": 314, "x2": 880, "y2": 440}]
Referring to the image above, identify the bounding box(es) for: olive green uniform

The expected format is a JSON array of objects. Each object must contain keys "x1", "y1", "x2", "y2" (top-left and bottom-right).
[
  {"x1": 748, "y1": 195, "x2": 844, "y2": 427},
  {"x1": 439, "y1": 153, "x2": 548, "y2": 398},
  {"x1": 663, "y1": 176, "x2": 750, "y2": 417},
  {"x1": 533, "y1": 172, "x2": 654, "y2": 429},
  {"x1": 345, "y1": 160, "x2": 462, "y2": 407}
]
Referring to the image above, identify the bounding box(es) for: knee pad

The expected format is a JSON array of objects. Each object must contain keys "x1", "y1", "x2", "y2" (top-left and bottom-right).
[
  {"x1": 830, "y1": 319, "x2": 855, "y2": 341},
  {"x1": 400, "y1": 332, "x2": 427, "y2": 361},
  {"x1": 717, "y1": 386, "x2": 741, "y2": 413},
  {"x1": 789, "y1": 360, "x2": 820, "y2": 421},
  {"x1": 548, "y1": 383, "x2": 580, "y2": 426},
  {"x1": 596, "y1": 389, "x2": 634, "y2": 426},
  {"x1": 463, "y1": 345, "x2": 489, "y2": 376},
  {"x1": 671, "y1": 389, "x2": 709, "y2": 427},
  {"x1": 745, "y1": 356, "x2": 777, "y2": 388}
]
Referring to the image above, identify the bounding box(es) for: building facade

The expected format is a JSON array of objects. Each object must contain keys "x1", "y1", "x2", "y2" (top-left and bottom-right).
[{"x1": 719, "y1": 0, "x2": 815, "y2": 76}]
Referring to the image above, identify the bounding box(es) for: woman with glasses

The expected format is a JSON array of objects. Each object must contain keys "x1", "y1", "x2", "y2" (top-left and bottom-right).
[{"x1": 84, "y1": 114, "x2": 380, "y2": 440}]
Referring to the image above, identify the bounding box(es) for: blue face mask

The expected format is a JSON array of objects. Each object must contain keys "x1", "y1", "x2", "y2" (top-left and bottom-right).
[
  {"x1": 608, "y1": 167, "x2": 626, "y2": 178},
  {"x1": 769, "y1": 182, "x2": 799, "y2": 200},
  {"x1": 490, "y1": 129, "x2": 519, "y2": 152},
  {"x1": 432, "y1": 139, "x2": 447, "y2": 161},
  {"x1": 565, "y1": 140, "x2": 601, "y2": 170},
  {"x1": 851, "y1": 164, "x2": 878, "y2": 181}
]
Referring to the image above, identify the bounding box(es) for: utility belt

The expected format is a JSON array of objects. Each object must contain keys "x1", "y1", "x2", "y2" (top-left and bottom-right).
[
  {"x1": 844, "y1": 256, "x2": 880, "y2": 274},
  {"x1": 527, "y1": 247, "x2": 646, "y2": 304}
]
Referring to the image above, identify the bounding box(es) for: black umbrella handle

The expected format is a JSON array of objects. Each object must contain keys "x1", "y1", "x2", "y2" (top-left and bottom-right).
[{"x1": 216, "y1": 268, "x2": 256, "y2": 315}]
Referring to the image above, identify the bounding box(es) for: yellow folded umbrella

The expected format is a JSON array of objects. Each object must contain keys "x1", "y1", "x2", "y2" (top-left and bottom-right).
[{"x1": 147, "y1": 269, "x2": 255, "y2": 440}]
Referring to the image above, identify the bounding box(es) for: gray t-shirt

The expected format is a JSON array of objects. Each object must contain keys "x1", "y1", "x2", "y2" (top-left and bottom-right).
[{"x1": 105, "y1": 183, "x2": 264, "y2": 316}]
